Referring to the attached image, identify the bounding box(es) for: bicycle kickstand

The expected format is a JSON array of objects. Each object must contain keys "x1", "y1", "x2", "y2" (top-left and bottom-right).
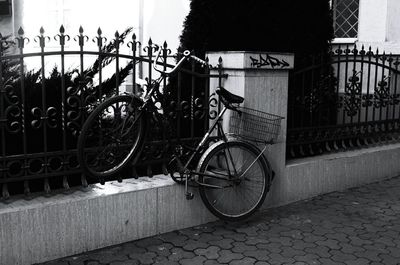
[{"x1": 185, "y1": 173, "x2": 194, "y2": 200}]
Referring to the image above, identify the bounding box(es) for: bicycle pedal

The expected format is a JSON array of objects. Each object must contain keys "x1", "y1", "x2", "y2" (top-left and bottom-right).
[{"x1": 185, "y1": 192, "x2": 194, "y2": 200}]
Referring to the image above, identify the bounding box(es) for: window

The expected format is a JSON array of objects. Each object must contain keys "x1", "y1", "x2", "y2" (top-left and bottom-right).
[
  {"x1": 332, "y1": 0, "x2": 359, "y2": 38},
  {"x1": 0, "y1": 0, "x2": 11, "y2": 16}
]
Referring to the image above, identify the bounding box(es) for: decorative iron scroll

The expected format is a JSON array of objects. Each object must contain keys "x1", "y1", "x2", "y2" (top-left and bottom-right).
[{"x1": 288, "y1": 45, "x2": 400, "y2": 159}]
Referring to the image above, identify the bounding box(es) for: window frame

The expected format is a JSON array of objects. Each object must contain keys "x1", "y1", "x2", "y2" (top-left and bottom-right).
[
  {"x1": 0, "y1": 0, "x2": 12, "y2": 16},
  {"x1": 331, "y1": 0, "x2": 360, "y2": 42}
]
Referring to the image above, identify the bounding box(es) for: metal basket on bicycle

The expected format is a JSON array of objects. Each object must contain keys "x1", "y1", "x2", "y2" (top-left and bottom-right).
[{"x1": 229, "y1": 107, "x2": 284, "y2": 143}]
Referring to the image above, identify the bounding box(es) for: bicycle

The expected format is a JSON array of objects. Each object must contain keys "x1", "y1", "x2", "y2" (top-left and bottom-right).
[{"x1": 77, "y1": 48, "x2": 283, "y2": 221}]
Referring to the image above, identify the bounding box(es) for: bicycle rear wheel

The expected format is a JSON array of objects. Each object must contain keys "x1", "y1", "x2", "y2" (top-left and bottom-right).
[
  {"x1": 197, "y1": 140, "x2": 272, "y2": 221},
  {"x1": 77, "y1": 95, "x2": 146, "y2": 179}
]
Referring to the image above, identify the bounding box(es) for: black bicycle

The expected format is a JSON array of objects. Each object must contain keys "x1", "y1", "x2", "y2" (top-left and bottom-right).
[{"x1": 77, "y1": 49, "x2": 283, "y2": 221}]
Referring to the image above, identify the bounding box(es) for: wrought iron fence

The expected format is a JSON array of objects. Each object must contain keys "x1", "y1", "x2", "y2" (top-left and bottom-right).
[
  {"x1": 287, "y1": 45, "x2": 400, "y2": 159},
  {"x1": 0, "y1": 26, "x2": 226, "y2": 199}
]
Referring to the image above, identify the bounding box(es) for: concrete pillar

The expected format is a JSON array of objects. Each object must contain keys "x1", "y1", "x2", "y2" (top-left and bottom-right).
[{"x1": 206, "y1": 51, "x2": 294, "y2": 207}]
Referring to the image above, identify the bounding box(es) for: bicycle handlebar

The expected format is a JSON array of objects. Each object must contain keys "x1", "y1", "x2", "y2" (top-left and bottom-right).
[{"x1": 153, "y1": 48, "x2": 209, "y2": 75}]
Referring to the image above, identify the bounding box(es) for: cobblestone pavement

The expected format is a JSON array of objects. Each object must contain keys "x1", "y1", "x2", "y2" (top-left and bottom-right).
[{"x1": 40, "y1": 176, "x2": 400, "y2": 265}]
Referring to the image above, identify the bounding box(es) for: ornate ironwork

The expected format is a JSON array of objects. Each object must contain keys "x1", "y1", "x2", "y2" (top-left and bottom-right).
[
  {"x1": 0, "y1": 26, "x2": 226, "y2": 199},
  {"x1": 288, "y1": 44, "x2": 400, "y2": 158},
  {"x1": 343, "y1": 70, "x2": 362, "y2": 117}
]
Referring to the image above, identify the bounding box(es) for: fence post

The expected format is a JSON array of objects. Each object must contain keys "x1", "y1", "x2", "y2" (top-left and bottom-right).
[{"x1": 206, "y1": 51, "x2": 294, "y2": 207}]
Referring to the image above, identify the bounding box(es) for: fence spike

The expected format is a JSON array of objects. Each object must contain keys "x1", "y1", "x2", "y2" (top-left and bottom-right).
[
  {"x1": 18, "y1": 27, "x2": 24, "y2": 35},
  {"x1": 79, "y1": 25, "x2": 84, "y2": 34},
  {"x1": 40, "y1": 26, "x2": 45, "y2": 35},
  {"x1": 2, "y1": 183, "x2": 9, "y2": 200},
  {"x1": 81, "y1": 173, "x2": 88, "y2": 188},
  {"x1": 115, "y1": 31, "x2": 120, "y2": 38},
  {"x1": 44, "y1": 178, "x2": 51, "y2": 194},
  {"x1": 59, "y1": 25, "x2": 65, "y2": 34},
  {"x1": 148, "y1": 38, "x2": 153, "y2": 46},
  {"x1": 163, "y1": 41, "x2": 168, "y2": 48},
  {"x1": 132, "y1": 33, "x2": 136, "y2": 40},
  {"x1": 132, "y1": 167, "x2": 138, "y2": 179},
  {"x1": 162, "y1": 163, "x2": 168, "y2": 175},
  {"x1": 147, "y1": 165, "x2": 153, "y2": 178},
  {"x1": 97, "y1": 27, "x2": 102, "y2": 36},
  {"x1": 62, "y1": 176, "x2": 70, "y2": 190},
  {"x1": 23, "y1": 180, "x2": 30, "y2": 196}
]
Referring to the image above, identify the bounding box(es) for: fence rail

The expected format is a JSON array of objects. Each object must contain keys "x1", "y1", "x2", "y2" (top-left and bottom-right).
[
  {"x1": 0, "y1": 26, "x2": 225, "y2": 198},
  {"x1": 287, "y1": 45, "x2": 400, "y2": 158}
]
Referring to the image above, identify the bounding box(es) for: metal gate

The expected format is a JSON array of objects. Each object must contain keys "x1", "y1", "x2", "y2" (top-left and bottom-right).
[{"x1": 287, "y1": 45, "x2": 400, "y2": 159}]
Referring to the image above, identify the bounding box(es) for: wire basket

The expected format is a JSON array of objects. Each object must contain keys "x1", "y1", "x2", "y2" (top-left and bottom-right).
[{"x1": 229, "y1": 107, "x2": 284, "y2": 143}]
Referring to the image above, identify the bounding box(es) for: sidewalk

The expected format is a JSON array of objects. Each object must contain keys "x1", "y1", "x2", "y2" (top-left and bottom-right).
[{"x1": 39, "y1": 176, "x2": 400, "y2": 265}]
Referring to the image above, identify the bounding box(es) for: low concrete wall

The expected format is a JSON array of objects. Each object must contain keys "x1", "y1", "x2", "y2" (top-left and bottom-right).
[
  {"x1": 1, "y1": 144, "x2": 400, "y2": 265},
  {"x1": 0, "y1": 176, "x2": 216, "y2": 265},
  {"x1": 263, "y1": 143, "x2": 400, "y2": 209}
]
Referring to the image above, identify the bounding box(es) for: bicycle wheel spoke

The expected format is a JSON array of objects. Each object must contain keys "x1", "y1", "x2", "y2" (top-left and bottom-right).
[
  {"x1": 78, "y1": 95, "x2": 144, "y2": 178},
  {"x1": 199, "y1": 141, "x2": 270, "y2": 220}
]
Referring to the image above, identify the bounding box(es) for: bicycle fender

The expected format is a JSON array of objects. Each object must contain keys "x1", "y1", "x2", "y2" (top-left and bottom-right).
[{"x1": 196, "y1": 139, "x2": 274, "y2": 183}]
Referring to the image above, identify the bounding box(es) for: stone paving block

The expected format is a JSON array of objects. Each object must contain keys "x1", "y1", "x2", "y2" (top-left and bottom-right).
[
  {"x1": 146, "y1": 243, "x2": 173, "y2": 257},
  {"x1": 256, "y1": 242, "x2": 282, "y2": 253},
  {"x1": 325, "y1": 233, "x2": 349, "y2": 242},
  {"x1": 344, "y1": 258, "x2": 373, "y2": 265},
  {"x1": 338, "y1": 243, "x2": 365, "y2": 254},
  {"x1": 302, "y1": 233, "x2": 327, "y2": 243},
  {"x1": 268, "y1": 236, "x2": 293, "y2": 246},
  {"x1": 267, "y1": 253, "x2": 295, "y2": 265},
  {"x1": 181, "y1": 239, "x2": 209, "y2": 251},
  {"x1": 128, "y1": 252, "x2": 157, "y2": 264},
  {"x1": 194, "y1": 246, "x2": 220, "y2": 259},
  {"x1": 293, "y1": 253, "x2": 320, "y2": 264},
  {"x1": 196, "y1": 233, "x2": 224, "y2": 243},
  {"x1": 109, "y1": 260, "x2": 139, "y2": 265},
  {"x1": 168, "y1": 248, "x2": 195, "y2": 262},
  {"x1": 348, "y1": 236, "x2": 373, "y2": 246},
  {"x1": 329, "y1": 250, "x2": 357, "y2": 262},
  {"x1": 315, "y1": 239, "x2": 341, "y2": 250},
  {"x1": 279, "y1": 247, "x2": 306, "y2": 258},
  {"x1": 179, "y1": 256, "x2": 207, "y2": 265},
  {"x1": 255, "y1": 262, "x2": 272, "y2": 265},
  {"x1": 222, "y1": 232, "x2": 247, "y2": 242},
  {"x1": 377, "y1": 254, "x2": 400, "y2": 265},
  {"x1": 230, "y1": 257, "x2": 257, "y2": 265},
  {"x1": 231, "y1": 242, "x2": 258, "y2": 253},
  {"x1": 209, "y1": 238, "x2": 234, "y2": 249},
  {"x1": 244, "y1": 237, "x2": 270, "y2": 246},
  {"x1": 386, "y1": 246, "x2": 400, "y2": 257},
  {"x1": 243, "y1": 250, "x2": 270, "y2": 261},
  {"x1": 354, "y1": 250, "x2": 382, "y2": 262},
  {"x1": 217, "y1": 250, "x2": 244, "y2": 263},
  {"x1": 304, "y1": 246, "x2": 331, "y2": 258}
]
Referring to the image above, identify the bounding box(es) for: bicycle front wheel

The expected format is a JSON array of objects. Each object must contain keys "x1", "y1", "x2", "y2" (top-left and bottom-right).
[
  {"x1": 77, "y1": 95, "x2": 146, "y2": 179},
  {"x1": 197, "y1": 140, "x2": 272, "y2": 221}
]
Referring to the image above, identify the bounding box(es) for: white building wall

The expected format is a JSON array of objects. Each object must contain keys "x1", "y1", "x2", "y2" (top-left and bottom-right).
[{"x1": 353, "y1": 0, "x2": 400, "y2": 53}]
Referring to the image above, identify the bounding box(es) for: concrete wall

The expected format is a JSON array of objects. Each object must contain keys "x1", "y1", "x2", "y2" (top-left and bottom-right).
[{"x1": 0, "y1": 176, "x2": 216, "y2": 265}]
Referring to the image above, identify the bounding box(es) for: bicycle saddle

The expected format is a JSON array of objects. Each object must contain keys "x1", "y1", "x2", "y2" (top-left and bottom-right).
[{"x1": 216, "y1": 87, "x2": 244, "y2": 104}]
